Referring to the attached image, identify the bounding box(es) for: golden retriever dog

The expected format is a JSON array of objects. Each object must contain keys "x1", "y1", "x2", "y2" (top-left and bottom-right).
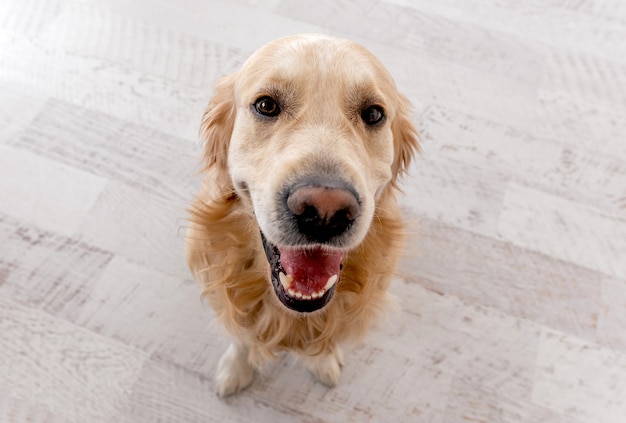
[{"x1": 186, "y1": 34, "x2": 418, "y2": 397}]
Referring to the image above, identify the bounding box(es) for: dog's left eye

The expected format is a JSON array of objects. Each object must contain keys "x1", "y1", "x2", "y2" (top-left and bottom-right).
[
  {"x1": 361, "y1": 105, "x2": 385, "y2": 126},
  {"x1": 253, "y1": 96, "x2": 281, "y2": 117}
]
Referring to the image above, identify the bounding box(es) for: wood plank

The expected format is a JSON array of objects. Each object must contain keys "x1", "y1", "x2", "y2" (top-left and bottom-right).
[
  {"x1": 418, "y1": 105, "x2": 626, "y2": 214},
  {"x1": 0, "y1": 394, "x2": 65, "y2": 423},
  {"x1": 381, "y1": 0, "x2": 626, "y2": 63},
  {"x1": 597, "y1": 276, "x2": 626, "y2": 352},
  {"x1": 248, "y1": 342, "x2": 451, "y2": 423},
  {"x1": 0, "y1": 0, "x2": 63, "y2": 35},
  {"x1": 400, "y1": 155, "x2": 508, "y2": 237},
  {"x1": 398, "y1": 216, "x2": 603, "y2": 343},
  {"x1": 60, "y1": 255, "x2": 224, "y2": 373},
  {"x1": 270, "y1": 0, "x2": 547, "y2": 84},
  {"x1": 533, "y1": 328, "x2": 626, "y2": 421},
  {"x1": 0, "y1": 145, "x2": 108, "y2": 237},
  {"x1": 498, "y1": 183, "x2": 626, "y2": 279},
  {"x1": 418, "y1": 104, "x2": 562, "y2": 162},
  {"x1": 395, "y1": 53, "x2": 540, "y2": 131},
  {"x1": 0, "y1": 83, "x2": 47, "y2": 144},
  {"x1": 11, "y1": 100, "x2": 201, "y2": 203},
  {"x1": 0, "y1": 37, "x2": 206, "y2": 140},
  {"x1": 0, "y1": 297, "x2": 147, "y2": 422},
  {"x1": 542, "y1": 49, "x2": 626, "y2": 109},
  {"x1": 393, "y1": 280, "x2": 587, "y2": 423},
  {"x1": 118, "y1": 356, "x2": 322, "y2": 423},
  {"x1": 565, "y1": 0, "x2": 626, "y2": 24},
  {"x1": 77, "y1": 180, "x2": 192, "y2": 277},
  {"x1": 442, "y1": 379, "x2": 585, "y2": 423},
  {"x1": 43, "y1": 2, "x2": 246, "y2": 89},
  {"x1": 536, "y1": 90, "x2": 626, "y2": 158},
  {"x1": 0, "y1": 213, "x2": 114, "y2": 314},
  {"x1": 91, "y1": 0, "x2": 326, "y2": 52}
]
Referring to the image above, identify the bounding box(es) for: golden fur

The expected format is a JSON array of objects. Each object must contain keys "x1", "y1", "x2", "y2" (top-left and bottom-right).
[{"x1": 186, "y1": 34, "x2": 419, "y2": 392}]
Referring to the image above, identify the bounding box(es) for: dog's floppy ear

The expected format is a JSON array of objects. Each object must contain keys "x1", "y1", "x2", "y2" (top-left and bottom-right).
[
  {"x1": 390, "y1": 93, "x2": 420, "y2": 187},
  {"x1": 199, "y1": 73, "x2": 237, "y2": 180}
]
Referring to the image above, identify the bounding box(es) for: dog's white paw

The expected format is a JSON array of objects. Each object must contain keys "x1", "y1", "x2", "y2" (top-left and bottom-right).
[
  {"x1": 215, "y1": 343, "x2": 255, "y2": 397},
  {"x1": 304, "y1": 346, "x2": 344, "y2": 387}
]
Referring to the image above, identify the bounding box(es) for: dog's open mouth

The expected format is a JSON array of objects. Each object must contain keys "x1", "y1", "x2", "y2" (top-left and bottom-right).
[{"x1": 260, "y1": 232, "x2": 343, "y2": 313}]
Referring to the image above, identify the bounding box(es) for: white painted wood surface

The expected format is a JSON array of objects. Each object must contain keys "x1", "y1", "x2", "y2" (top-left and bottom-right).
[{"x1": 1, "y1": 0, "x2": 625, "y2": 421}]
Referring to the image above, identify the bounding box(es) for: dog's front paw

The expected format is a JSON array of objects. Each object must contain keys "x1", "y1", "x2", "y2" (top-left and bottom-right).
[
  {"x1": 216, "y1": 343, "x2": 255, "y2": 397},
  {"x1": 304, "y1": 346, "x2": 344, "y2": 387}
]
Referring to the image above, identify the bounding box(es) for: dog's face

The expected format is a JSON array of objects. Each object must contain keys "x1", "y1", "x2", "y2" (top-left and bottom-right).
[{"x1": 201, "y1": 34, "x2": 417, "y2": 314}]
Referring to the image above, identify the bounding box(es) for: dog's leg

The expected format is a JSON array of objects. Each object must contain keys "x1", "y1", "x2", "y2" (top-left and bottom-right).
[
  {"x1": 303, "y1": 345, "x2": 344, "y2": 387},
  {"x1": 215, "y1": 342, "x2": 255, "y2": 397}
]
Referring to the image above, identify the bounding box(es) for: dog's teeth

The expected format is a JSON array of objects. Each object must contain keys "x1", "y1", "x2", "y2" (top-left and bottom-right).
[
  {"x1": 280, "y1": 273, "x2": 337, "y2": 301},
  {"x1": 324, "y1": 274, "x2": 338, "y2": 291},
  {"x1": 279, "y1": 272, "x2": 293, "y2": 290}
]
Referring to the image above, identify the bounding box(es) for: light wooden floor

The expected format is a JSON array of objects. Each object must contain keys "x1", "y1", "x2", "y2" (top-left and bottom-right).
[{"x1": 1, "y1": 0, "x2": 625, "y2": 421}]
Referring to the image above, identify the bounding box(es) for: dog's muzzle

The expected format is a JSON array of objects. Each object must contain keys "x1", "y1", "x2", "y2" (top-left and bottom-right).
[{"x1": 261, "y1": 177, "x2": 358, "y2": 313}]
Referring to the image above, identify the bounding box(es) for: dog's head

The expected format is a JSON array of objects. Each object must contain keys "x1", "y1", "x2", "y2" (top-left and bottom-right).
[{"x1": 200, "y1": 34, "x2": 418, "y2": 313}]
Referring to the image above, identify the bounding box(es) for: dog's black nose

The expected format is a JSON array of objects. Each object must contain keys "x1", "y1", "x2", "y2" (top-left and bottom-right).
[{"x1": 286, "y1": 183, "x2": 360, "y2": 243}]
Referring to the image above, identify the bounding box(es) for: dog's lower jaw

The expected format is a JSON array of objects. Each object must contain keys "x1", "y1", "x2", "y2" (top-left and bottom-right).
[{"x1": 216, "y1": 342, "x2": 255, "y2": 397}]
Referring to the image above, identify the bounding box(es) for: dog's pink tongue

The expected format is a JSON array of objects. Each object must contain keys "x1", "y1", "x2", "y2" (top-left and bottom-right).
[{"x1": 279, "y1": 246, "x2": 343, "y2": 295}]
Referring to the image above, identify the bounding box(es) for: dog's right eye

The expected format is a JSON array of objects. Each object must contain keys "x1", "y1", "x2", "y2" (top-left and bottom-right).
[
  {"x1": 361, "y1": 105, "x2": 385, "y2": 126},
  {"x1": 253, "y1": 96, "x2": 281, "y2": 118}
]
